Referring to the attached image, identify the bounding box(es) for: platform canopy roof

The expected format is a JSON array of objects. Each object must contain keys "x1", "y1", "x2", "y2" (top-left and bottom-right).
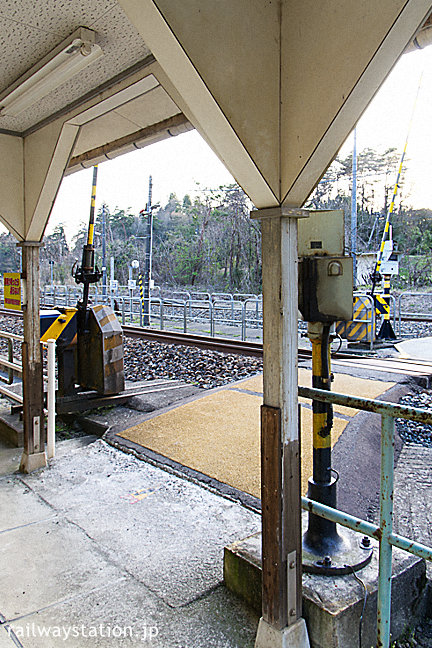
[{"x1": 0, "y1": 1, "x2": 431, "y2": 241}]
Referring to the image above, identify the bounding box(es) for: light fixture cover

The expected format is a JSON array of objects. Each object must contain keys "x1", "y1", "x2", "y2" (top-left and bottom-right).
[{"x1": 0, "y1": 27, "x2": 103, "y2": 117}]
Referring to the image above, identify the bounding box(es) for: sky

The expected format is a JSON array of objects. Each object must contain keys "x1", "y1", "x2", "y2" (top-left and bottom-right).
[{"x1": 47, "y1": 43, "x2": 432, "y2": 243}]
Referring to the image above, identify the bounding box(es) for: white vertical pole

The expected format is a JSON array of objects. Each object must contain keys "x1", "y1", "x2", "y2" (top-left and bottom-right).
[
  {"x1": 47, "y1": 339, "x2": 56, "y2": 459},
  {"x1": 252, "y1": 206, "x2": 310, "y2": 648}
]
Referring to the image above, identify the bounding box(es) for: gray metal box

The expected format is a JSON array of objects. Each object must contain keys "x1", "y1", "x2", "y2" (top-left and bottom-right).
[
  {"x1": 298, "y1": 256, "x2": 353, "y2": 322},
  {"x1": 298, "y1": 210, "x2": 345, "y2": 257}
]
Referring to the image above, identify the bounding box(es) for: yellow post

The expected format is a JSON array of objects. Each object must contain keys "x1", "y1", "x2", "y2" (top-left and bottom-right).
[{"x1": 303, "y1": 321, "x2": 340, "y2": 558}]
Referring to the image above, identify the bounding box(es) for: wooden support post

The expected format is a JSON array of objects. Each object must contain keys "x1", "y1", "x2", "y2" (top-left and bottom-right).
[
  {"x1": 252, "y1": 207, "x2": 310, "y2": 648},
  {"x1": 19, "y1": 242, "x2": 47, "y2": 473}
]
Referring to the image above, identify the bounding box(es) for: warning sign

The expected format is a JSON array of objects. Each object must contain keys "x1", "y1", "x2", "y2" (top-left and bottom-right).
[{"x1": 3, "y1": 272, "x2": 21, "y2": 310}]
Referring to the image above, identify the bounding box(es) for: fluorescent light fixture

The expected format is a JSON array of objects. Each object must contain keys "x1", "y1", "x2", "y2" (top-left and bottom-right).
[{"x1": 0, "y1": 27, "x2": 103, "y2": 117}]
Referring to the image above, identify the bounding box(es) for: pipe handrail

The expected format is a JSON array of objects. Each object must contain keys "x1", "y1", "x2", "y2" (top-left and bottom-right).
[{"x1": 299, "y1": 384, "x2": 432, "y2": 646}]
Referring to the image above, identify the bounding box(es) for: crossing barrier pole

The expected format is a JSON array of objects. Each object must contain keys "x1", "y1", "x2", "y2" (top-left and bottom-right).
[{"x1": 377, "y1": 275, "x2": 396, "y2": 340}]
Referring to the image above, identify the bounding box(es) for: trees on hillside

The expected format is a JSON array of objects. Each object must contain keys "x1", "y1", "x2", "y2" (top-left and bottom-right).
[
  {"x1": 151, "y1": 185, "x2": 261, "y2": 291},
  {"x1": 2, "y1": 144, "x2": 428, "y2": 292}
]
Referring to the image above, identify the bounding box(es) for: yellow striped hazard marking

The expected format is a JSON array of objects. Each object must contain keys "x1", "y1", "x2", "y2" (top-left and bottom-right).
[
  {"x1": 375, "y1": 295, "x2": 389, "y2": 316},
  {"x1": 40, "y1": 308, "x2": 77, "y2": 342},
  {"x1": 336, "y1": 297, "x2": 373, "y2": 342}
]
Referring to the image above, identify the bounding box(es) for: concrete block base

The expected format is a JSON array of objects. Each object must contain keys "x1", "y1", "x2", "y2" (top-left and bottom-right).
[
  {"x1": 19, "y1": 451, "x2": 47, "y2": 473},
  {"x1": 224, "y1": 530, "x2": 428, "y2": 648},
  {"x1": 0, "y1": 412, "x2": 23, "y2": 447},
  {"x1": 255, "y1": 617, "x2": 310, "y2": 648}
]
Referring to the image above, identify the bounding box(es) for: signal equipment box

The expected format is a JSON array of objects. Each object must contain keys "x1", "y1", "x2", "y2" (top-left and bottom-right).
[
  {"x1": 298, "y1": 256, "x2": 353, "y2": 322},
  {"x1": 298, "y1": 210, "x2": 353, "y2": 323},
  {"x1": 298, "y1": 209, "x2": 345, "y2": 257},
  {"x1": 77, "y1": 304, "x2": 125, "y2": 395},
  {"x1": 380, "y1": 240, "x2": 400, "y2": 276}
]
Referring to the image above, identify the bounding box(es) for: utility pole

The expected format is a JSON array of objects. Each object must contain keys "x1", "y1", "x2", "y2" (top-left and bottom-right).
[
  {"x1": 351, "y1": 128, "x2": 357, "y2": 288},
  {"x1": 141, "y1": 176, "x2": 153, "y2": 326},
  {"x1": 101, "y1": 204, "x2": 107, "y2": 297}
]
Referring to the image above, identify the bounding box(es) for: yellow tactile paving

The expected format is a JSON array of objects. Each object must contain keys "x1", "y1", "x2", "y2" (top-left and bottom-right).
[
  {"x1": 123, "y1": 390, "x2": 262, "y2": 497},
  {"x1": 233, "y1": 370, "x2": 393, "y2": 418},
  {"x1": 120, "y1": 370, "x2": 394, "y2": 499}
]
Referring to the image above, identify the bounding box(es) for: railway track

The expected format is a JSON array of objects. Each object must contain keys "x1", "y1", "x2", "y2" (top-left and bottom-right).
[
  {"x1": 122, "y1": 324, "x2": 432, "y2": 381},
  {"x1": 122, "y1": 324, "x2": 265, "y2": 357},
  {"x1": 2, "y1": 308, "x2": 432, "y2": 380}
]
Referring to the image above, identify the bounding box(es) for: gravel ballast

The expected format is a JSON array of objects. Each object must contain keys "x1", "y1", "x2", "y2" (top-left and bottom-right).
[
  {"x1": 397, "y1": 389, "x2": 432, "y2": 447},
  {"x1": 124, "y1": 337, "x2": 262, "y2": 389}
]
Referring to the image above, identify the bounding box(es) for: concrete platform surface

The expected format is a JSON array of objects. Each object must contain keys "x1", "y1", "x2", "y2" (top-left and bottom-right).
[
  {"x1": 0, "y1": 438, "x2": 261, "y2": 647},
  {"x1": 396, "y1": 336, "x2": 432, "y2": 360}
]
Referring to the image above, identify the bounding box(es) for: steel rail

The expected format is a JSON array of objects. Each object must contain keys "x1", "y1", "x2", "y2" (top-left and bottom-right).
[
  {"x1": 122, "y1": 324, "x2": 367, "y2": 361},
  {"x1": 122, "y1": 324, "x2": 265, "y2": 357}
]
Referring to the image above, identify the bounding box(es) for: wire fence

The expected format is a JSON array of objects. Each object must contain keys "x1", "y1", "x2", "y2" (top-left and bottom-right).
[{"x1": 0, "y1": 284, "x2": 430, "y2": 345}]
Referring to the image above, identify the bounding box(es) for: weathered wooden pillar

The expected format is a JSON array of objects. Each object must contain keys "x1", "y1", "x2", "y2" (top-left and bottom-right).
[
  {"x1": 252, "y1": 207, "x2": 310, "y2": 648},
  {"x1": 18, "y1": 241, "x2": 47, "y2": 473}
]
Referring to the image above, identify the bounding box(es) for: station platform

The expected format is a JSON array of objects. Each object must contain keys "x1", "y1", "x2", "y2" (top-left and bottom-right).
[
  {"x1": 115, "y1": 369, "x2": 394, "y2": 500},
  {"x1": 396, "y1": 336, "x2": 432, "y2": 360},
  {"x1": 1, "y1": 356, "x2": 431, "y2": 647}
]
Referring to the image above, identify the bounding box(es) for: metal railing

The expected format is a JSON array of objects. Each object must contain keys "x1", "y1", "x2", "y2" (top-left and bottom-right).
[
  {"x1": 0, "y1": 331, "x2": 56, "y2": 459},
  {"x1": 299, "y1": 385, "x2": 432, "y2": 647},
  {"x1": 38, "y1": 284, "x2": 432, "y2": 346},
  {"x1": 397, "y1": 291, "x2": 432, "y2": 336},
  {"x1": 0, "y1": 331, "x2": 23, "y2": 386}
]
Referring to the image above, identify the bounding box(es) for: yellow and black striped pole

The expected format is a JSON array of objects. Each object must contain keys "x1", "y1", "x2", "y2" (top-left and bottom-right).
[
  {"x1": 303, "y1": 323, "x2": 340, "y2": 555},
  {"x1": 371, "y1": 73, "x2": 422, "y2": 296},
  {"x1": 81, "y1": 165, "x2": 98, "y2": 312},
  {"x1": 73, "y1": 165, "x2": 102, "y2": 328},
  {"x1": 302, "y1": 322, "x2": 374, "y2": 573},
  {"x1": 87, "y1": 165, "x2": 98, "y2": 247},
  {"x1": 138, "y1": 272, "x2": 145, "y2": 322},
  {"x1": 371, "y1": 76, "x2": 422, "y2": 339},
  {"x1": 377, "y1": 274, "x2": 395, "y2": 340}
]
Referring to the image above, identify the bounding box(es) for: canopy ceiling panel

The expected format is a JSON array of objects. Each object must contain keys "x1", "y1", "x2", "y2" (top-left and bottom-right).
[
  {"x1": 115, "y1": 84, "x2": 180, "y2": 129},
  {"x1": 135, "y1": 0, "x2": 282, "y2": 199},
  {"x1": 1, "y1": 1, "x2": 431, "y2": 241},
  {"x1": 119, "y1": 0, "x2": 432, "y2": 208},
  {"x1": 279, "y1": 1, "x2": 432, "y2": 204},
  {"x1": 0, "y1": 134, "x2": 24, "y2": 239},
  {"x1": 0, "y1": 0, "x2": 151, "y2": 134},
  {"x1": 71, "y1": 83, "x2": 181, "y2": 156},
  {"x1": 0, "y1": 0, "x2": 190, "y2": 241}
]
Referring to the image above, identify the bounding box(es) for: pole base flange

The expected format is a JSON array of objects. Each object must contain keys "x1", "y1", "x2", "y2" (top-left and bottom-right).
[
  {"x1": 19, "y1": 451, "x2": 47, "y2": 474},
  {"x1": 303, "y1": 526, "x2": 373, "y2": 575},
  {"x1": 255, "y1": 617, "x2": 310, "y2": 648},
  {"x1": 377, "y1": 319, "x2": 396, "y2": 340}
]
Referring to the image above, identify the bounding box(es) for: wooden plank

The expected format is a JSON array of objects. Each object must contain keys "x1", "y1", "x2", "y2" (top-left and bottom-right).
[
  {"x1": 283, "y1": 437, "x2": 302, "y2": 617},
  {"x1": 261, "y1": 404, "x2": 285, "y2": 628},
  {"x1": 260, "y1": 211, "x2": 303, "y2": 631}
]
